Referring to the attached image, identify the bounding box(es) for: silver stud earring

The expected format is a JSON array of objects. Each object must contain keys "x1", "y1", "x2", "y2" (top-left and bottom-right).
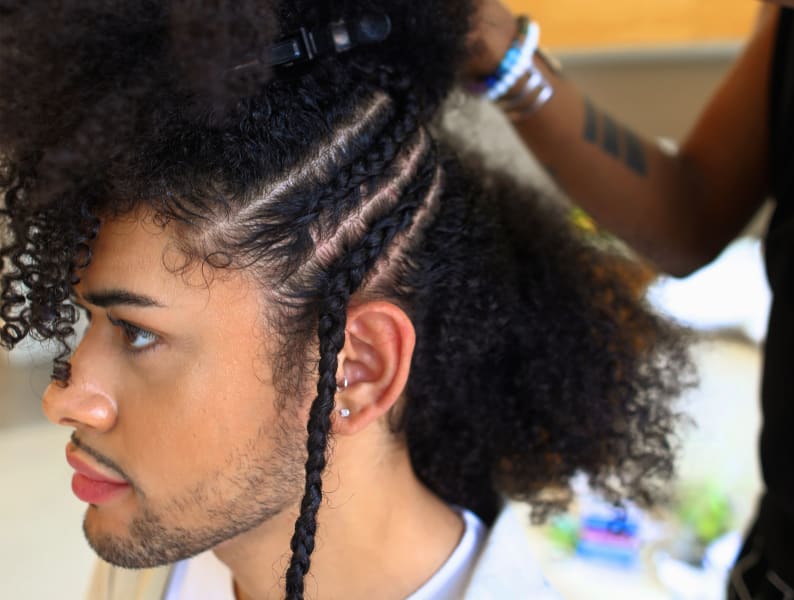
[{"x1": 338, "y1": 408, "x2": 351, "y2": 418}]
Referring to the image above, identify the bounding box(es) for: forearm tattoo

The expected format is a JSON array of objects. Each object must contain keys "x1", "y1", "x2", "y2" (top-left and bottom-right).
[{"x1": 583, "y1": 98, "x2": 648, "y2": 176}]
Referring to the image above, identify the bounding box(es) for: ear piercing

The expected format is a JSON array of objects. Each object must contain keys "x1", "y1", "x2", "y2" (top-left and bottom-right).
[{"x1": 336, "y1": 376, "x2": 350, "y2": 417}]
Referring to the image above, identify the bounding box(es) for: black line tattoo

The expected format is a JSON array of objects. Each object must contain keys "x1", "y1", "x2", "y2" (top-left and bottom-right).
[
  {"x1": 581, "y1": 98, "x2": 648, "y2": 177},
  {"x1": 623, "y1": 129, "x2": 648, "y2": 176},
  {"x1": 602, "y1": 114, "x2": 620, "y2": 158}
]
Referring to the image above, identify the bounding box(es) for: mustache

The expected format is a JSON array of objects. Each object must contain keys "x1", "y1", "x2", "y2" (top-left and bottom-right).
[{"x1": 70, "y1": 431, "x2": 140, "y2": 494}]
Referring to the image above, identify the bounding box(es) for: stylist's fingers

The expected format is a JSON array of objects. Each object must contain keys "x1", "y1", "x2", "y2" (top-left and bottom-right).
[{"x1": 465, "y1": 0, "x2": 518, "y2": 78}]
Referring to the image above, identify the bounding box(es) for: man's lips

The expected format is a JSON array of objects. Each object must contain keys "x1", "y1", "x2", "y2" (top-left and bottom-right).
[
  {"x1": 65, "y1": 442, "x2": 131, "y2": 504},
  {"x1": 65, "y1": 442, "x2": 127, "y2": 485}
]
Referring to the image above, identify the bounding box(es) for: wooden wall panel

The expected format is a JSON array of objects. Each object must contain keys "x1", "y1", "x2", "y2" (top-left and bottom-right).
[{"x1": 505, "y1": 0, "x2": 758, "y2": 49}]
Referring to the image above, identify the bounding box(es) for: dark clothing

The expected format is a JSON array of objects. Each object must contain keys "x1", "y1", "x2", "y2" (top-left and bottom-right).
[
  {"x1": 728, "y1": 7, "x2": 794, "y2": 598},
  {"x1": 729, "y1": 497, "x2": 794, "y2": 599}
]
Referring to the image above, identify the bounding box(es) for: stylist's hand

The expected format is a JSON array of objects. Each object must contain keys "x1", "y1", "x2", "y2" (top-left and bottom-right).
[{"x1": 465, "y1": 0, "x2": 519, "y2": 79}]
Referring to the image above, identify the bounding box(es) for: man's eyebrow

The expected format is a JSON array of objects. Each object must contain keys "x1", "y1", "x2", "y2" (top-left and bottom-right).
[{"x1": 80, "y1": 289, "x2": 166, "y2": 308}]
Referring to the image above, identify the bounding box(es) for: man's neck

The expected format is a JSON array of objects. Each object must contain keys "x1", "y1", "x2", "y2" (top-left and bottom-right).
[{"x1": 214, "y1": 442, "x2": 464, "y2": 600}]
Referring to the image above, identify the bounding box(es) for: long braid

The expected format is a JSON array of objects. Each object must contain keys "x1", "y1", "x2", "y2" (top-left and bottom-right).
[
  {"x1": 284, "y1": 141, "x2": 438, "y2": 598},
  {"x1": 284, "y1": 296, "x2": 345, "y2": 598}
]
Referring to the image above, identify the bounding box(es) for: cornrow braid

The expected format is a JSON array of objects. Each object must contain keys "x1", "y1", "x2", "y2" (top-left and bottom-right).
[
  {"x1": 314, "y1": 94, "x2": 422, "y2": 223},
  {"x1": 284, "y1": 296, "x2": 342, "y2": 598},
  {"x1": 285, "y1": 138, "x2": 439, "y2": 598},
  {"x1": 242, "y1": 91, "x2": 423, "y2": 277}
]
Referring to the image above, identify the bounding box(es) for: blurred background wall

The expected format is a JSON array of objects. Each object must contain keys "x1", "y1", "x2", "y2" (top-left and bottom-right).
[{"x1": 508, "y1": 0, "x2": 756, "y2": 49}]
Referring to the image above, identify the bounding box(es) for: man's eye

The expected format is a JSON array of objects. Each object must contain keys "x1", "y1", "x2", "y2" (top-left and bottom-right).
[
  {"x1": 108, "y1": 316, "x2": 159, "y2": 353},
  {"x1": 120, "y1": 322, "x2": 158, "y2": 351}
]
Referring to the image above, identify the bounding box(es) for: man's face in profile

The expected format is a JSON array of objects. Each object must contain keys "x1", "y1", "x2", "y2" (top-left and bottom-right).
[{"x1": 43, "y1": 212, "x2": 308, "y2": 568}]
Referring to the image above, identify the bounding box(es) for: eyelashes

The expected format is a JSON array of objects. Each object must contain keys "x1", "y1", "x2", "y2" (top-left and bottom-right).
[{"x1": 108, "y1": 315, "x2": 160, "y2": 354}]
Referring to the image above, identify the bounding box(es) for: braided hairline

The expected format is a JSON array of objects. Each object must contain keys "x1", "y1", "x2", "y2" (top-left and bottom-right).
[
  {"x1": 260, "y1": 126, "x2": 432, "y2": 402},
  {"x1": 219, "y1": 124, "x2": 431, "y2": 356},
  {"x1": 237, "y1": 91, "x2": 393, "y2": 224},
  {"x1": 264, "y1": 126, "x2": 433, "y2": 404},
  {"x1": 170, "y1": 90, "x2": 398, "y2": 278},
  {"x1": 360, "y1": 162, "x2": 443, "y2": 298},
  {"x1": 290, "y1": 127, "x2": 431, "y2": 287}
]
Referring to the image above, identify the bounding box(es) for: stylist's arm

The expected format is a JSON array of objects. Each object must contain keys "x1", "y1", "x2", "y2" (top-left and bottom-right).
[{"x1": 466, "y1": 0, "x2": 777, "y2": 277}]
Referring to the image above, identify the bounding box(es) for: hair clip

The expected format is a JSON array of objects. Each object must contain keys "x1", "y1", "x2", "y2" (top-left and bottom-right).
[{"x1": 231, "y1": 13, "x2": 391, "y2": 74}]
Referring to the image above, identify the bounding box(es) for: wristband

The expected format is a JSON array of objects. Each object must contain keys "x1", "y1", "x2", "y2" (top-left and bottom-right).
[
  {"x1": 472, "y1": 15, "x2": 559, "y2": 117},
  {"x1": 483, "y1": 18, "x2": 540, "y2": 101},
  {"x1": 497, "y1": 47, "x2": 558, "y2": 118}
]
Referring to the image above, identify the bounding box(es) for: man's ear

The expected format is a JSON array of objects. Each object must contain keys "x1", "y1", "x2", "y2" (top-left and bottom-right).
[{"x1": 333, "y1": 300, "x2": 415, "y2": 435}]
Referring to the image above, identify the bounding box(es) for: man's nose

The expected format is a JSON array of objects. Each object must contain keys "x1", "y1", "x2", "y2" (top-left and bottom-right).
[{"x1": 42, "y1": 378, "x2": 117, "y2": 432}]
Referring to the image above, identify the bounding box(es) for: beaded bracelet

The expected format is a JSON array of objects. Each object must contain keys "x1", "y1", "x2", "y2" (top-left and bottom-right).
[
  {"x1": 487, "y1": 16, "x2": 531, "y2": 81},
  {"x1": 497, "y1": 48, "x2": 556, "y2": 119},
  {"x1": 483, "y1": 17, "x2": 540, "y2": 101},
  {"x1": 471, "y1": 15, "x2": 558, "y2": 117}
]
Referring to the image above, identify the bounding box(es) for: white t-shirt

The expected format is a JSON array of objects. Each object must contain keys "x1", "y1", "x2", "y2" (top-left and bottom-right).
[{"x1": 164, "y1": 509, "x2": 486, "y2": 600}]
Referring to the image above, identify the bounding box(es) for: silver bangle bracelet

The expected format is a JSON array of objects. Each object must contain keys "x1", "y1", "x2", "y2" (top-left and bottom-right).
[{"x1": 497, "y1": 48, "x2": 561, "y2": 119}]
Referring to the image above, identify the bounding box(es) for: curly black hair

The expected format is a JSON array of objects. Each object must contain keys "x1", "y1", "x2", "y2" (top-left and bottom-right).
[{"x1": 0, "y1": 1, "x2": 692, "y2": 597}]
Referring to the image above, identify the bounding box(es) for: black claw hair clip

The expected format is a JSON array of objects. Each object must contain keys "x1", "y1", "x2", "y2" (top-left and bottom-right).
[{"x1": 232, "y1": 12, "x2": 392, "y2": 75}]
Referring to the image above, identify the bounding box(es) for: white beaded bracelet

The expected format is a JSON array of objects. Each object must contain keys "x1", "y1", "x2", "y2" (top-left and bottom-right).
[
  {"x1": 485, "y1": 20, "x2": 540, "y2": 101},
  {"x1": 499, "y1": 45, "x2": 561, "y2": 119},
  {"x1": 498, "y1": 58, "x2": 555, "y2": 118}
]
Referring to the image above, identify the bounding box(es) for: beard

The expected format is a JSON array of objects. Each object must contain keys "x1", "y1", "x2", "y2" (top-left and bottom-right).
[{"x1": 84, "y1": 414, "x2": 307, "y2": 568}]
